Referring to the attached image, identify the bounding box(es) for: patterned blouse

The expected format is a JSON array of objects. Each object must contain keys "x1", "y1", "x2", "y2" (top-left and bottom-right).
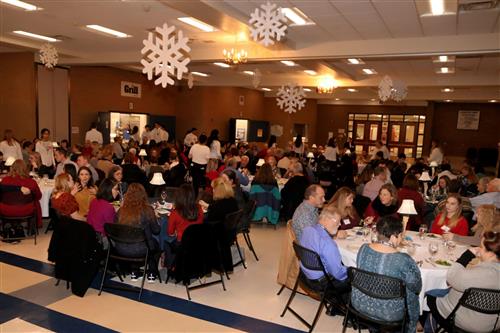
[{"x1": 51, "y1": 192, "x2": 79, "y2": 217}]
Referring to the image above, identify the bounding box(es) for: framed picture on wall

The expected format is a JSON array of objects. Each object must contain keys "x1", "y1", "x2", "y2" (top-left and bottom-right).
[{"x1": 457, "y1": 110, "x2": 480, "y2": 130}]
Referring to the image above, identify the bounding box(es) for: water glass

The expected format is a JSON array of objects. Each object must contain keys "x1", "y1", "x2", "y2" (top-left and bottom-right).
[
  {"x1": 428, "y1": 241, "x2": 439, "y2": 259},
  {"x1": 419, "y1": 225, "x2": 428, "y2": 240},
  {"x1": 445, "y1": 240, "x2": 456, "y2": 258},
  {"x1": 362, "y1": 227, "x2": 370, "y2": 242}
]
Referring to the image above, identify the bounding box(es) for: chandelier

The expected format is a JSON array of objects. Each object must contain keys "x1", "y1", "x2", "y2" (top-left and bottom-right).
[
  {"x1": 316, "y1": 75, "x2": 337, "y2": 94},
  {"x1": 223, "y1": 48, "x2": 248, "y2": 64}
]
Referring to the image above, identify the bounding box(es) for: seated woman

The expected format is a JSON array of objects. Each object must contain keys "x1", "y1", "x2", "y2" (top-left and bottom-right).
[
  {"x1": 451, "y1": 204, "x2": 498, "y2": 246},
  {"x1": 430, "y1": 193, "x2": 469, "y2": 236},
  {"x1": 115, "y1": 183, "x2": 160, "y2": 282},
  {"x1": 431, "y1": 175, "x2": 451, "y2": 202},
  {"x1": 74, "y1": 166, "x2": 97, "y2": 218},
  {"x1": 220, "y1": 169, "x2": 247, "y2": 211},
  {"x1": 458, "y1": 165, "x2": 478, "y2": 197},
  {"x1": 51, "y1": 173, "x2": 86, "y2": 221},
  {"x1": 87, "y1": 178, "x2": 118, "y2": 236},
  {"x1": 425, "y1": 226, "x2": 500, "y2": 333},
  {"x1": 364, "y1": 184, "x2": 399, "y2": 224},
  {"x1": 107, "y1": 165, "x2": 127, "y2": 200},
  {"x1": 328, "y1": 186, "x2": 360, "y2": 230},
  {"x1": 351, "y1": 216, "x2": 422, "y2": 333},
  {"x1": 0, "y1": 159, "x2": 42, "y2": 227},
  {"x1": 164, "y1": 151, "x2": 186, "y2": 187},
  {"x1": 63, "y1": 163, "x2": 77, "y2": 182},
  {"x1": 280, "y1": 161, "x2": 310, "y2": 221},
  {"x1": 206, "y1": 177, "x2": 239, "y2": 223},
  {"x1": 121, "y1": 153, "x2": 146, "y2": 187},
  {"x1": 28, "y1": 151, "x2": 52, "y2": 178},
  {"x1": 397, "y1": 174, "x2": 424, "y2": 231},
  {"x1": 249, "y1": 163, "x2": 281, "y2": 225}
]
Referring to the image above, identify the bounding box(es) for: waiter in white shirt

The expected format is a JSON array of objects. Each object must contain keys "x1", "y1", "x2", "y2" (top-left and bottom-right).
[
  {"x1": 0, "y1": 129, "x2": 22, "y2": 160},
  {"x1": 35, "y1": 128, "x2": 55, "y2": 168},
  {"x1": 85, "y1": 123, "x2": 103, "y2": 145},
  {"x1": 151, "y1": 122, "x2": 169, "y2": 143}
]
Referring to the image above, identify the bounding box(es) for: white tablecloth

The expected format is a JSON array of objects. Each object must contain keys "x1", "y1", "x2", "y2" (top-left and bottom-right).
[
  {"x1": 37, "y1": 181, "x2": 54, "y2": 218},
  {"x1": 336, "y1": 231, "x2": 468, "y2": 314}
]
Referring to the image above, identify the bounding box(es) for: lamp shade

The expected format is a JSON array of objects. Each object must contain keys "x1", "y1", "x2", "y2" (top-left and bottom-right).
[
  {"x1": 419, "y1": 171, "x2": 432, "y2": 182},
  {"x1": 256, "y1": 158, "x2": 265, "y2": 167},
  {"x1": 429, "y1": 161, "x2": 438, "y2": 167},
  {"x1": 398, "y1": 199, "x2": 418, "y2": 215},
  {"x1": 149, "y1": 172, "x2": 165, "y2": 185},
  {"x1": 312, "y1": 144, "x2": 317, "y2": 148},
  {"x1": 52, "y1": 142, "x2": 59, "y2": 147},
  {"x1": 138, "y1": 149, "x2": 147, "y2": 156},
  {"x1": 307, "y1": 152, "x2": 314, "y2": 158}
]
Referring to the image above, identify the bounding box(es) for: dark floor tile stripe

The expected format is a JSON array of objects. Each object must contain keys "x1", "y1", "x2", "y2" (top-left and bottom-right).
[
  {"x1": 0, "y1": 293, "x2": 118, "y2": 333},
  {"x1": 0, "y1": 251, "x2": 304, "y2": 333}
]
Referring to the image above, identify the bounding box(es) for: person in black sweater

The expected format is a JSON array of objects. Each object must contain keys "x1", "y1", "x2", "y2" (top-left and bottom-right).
[
  {"x1": 121, "y1": 153, "x2": 147, "y2": 187},
  {"x1": 281, "y1": 161, "x2": 309, "y2": 221},
  {"x1": 206, "y1": 177, "x2": 239, "y2": 223}
]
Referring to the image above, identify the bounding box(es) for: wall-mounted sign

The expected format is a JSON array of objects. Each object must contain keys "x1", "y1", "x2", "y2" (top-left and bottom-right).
[
  {"x1": 121, "y1": 81, "x2": 142, "y2": 98},
  {"x1": 457, "y1": 110, "x2": 480, "y2": 130}
]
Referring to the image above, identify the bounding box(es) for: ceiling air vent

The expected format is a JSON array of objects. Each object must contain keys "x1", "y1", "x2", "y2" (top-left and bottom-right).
[{"x1": 459, "y1": 0, "x2": 499, "y2": 11}]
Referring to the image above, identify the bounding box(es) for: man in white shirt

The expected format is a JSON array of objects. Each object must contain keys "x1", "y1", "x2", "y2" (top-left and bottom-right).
[
  {"x1": 184, "y1": 128, "x2": 198, "y2": 148},
  {"x1": 0, "y1": 129, "x2": 22, "y2": 160},
  {"x1": 470, "y1": 178, "x2": 500, "y2": 210},
  {"x1": 35, "y1": 128, "x2": 55, "y2": 167},
  {"x1": 85, "y1": 123, "x2": 103, "y2": 145},
  {"x1": 54, "y1": 148, "x2": 78, "y2": 177},
  {"x1": 188, "y1": 134, "x2": 210, "y2": 196},
  {"x1": 151, "y1": 122, "x2": 169, "y2": 143},
  {"x1": 428, "y1": 140, "x2": 444, "y2": 165},
  {"x1": 370, "y1": 141, "x2": 389, "y2": 160}
]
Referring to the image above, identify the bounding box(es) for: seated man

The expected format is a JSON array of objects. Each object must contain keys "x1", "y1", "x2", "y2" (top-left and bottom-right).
[
  {"x1": 362, "y1": 166, "x2": 386, "y2": 201},
  {"x1": 291, "y1": 184, "x2": 325, "y2": 240},
  {"x1": 299, "y1": 205, "x2": 350, "y2": 304},
  {"x1": 470, "y1": 178, "x2": 500, "y2": 211}
]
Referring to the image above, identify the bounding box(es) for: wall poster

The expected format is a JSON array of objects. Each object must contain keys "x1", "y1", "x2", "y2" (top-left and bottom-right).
[{"x1": 457, "y1": 110, "x2": 480, "y2": 130}]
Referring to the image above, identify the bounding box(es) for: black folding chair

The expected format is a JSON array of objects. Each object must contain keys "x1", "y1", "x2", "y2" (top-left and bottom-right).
[
  {"x1": 436, "y1": 287, "x2": 500, "y2": 333},
  {"x1": 0, "y1": 184, "x2": 37, "y2": 244},
  {"x1": 342, "y1": 267, "x2": 408, "y2": 333},
  {"x1": 224, "y1": 209, "x2": 246, "y2": 269},
  {"x1": 237, "y1": 199, "x2": 259, "y2": 261},
  {"x1": 99, "y1": 223, "x2": 160, "y2": 301},
  {"x1": 281, "y1": 242, "x2": 346, "y2": 333}
]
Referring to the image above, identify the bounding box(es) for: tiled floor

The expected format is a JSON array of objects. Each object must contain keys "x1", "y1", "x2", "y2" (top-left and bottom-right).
[{"x1": 0, "y1": 222, "x2": 356, "y2": 332}]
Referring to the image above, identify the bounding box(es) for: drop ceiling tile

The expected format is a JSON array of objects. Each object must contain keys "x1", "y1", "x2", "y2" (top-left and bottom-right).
[
  {"x1": 457, "y1": 10, "x2": 500, "y2": 34},
  {"x1": 371, "y1": 0, "x2": 423, "y2": 37},
  {"x1": 420, "y1": 15, "x2": 457, "y2": 36}
]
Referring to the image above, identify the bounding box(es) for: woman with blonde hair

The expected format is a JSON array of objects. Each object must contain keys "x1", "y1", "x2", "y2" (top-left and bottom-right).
[
  {"x1": 430, "y1": 193, "x2": 469, "y2": 236},
  {"x1": 206, "y1": 177, "x2": 239, "y2": 223},
  {"x1": 96, "y1": 144, "x2": 115, "y2": 176},
  {"x1": 328, "y1": 186, "x2": 360, "y2": 230},
  {"x1": 115, "y1": 183, "x2": 160, "y2": 282},
  {"x1": 449, "y1": 204, "x2": 499, "y2": 246},
  {"x1": 51, "y1": 173, "x2": 86, "y2": 221}
]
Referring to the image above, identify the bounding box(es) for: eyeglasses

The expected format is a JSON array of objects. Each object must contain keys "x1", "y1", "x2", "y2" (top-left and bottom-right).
[{"x1": 484, "y1": 231, "x2": 498, "y2": 242}]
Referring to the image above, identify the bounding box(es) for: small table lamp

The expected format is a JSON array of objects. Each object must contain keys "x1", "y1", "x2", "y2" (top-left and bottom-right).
[
  {"x1": 397, "y1": 199, "x2": 418, "y2": 232},
  {"x1": 429, "y1": 161, "x2": 438, "y2": 177},
  {"x1": 150, "y1": 172, "x2": 165, "y2": 186},
  {"x1": 256, "y1": 158, "x2": 265, "y2": 167},
  {"x1": 306, "y1": 152, "x2": 314, "y2": 159},
  {"x1": 419, "y1": 171, "x2": 432, "y2": 197},
  {"x1": 139, "y1": 149, "x2": 147, "y2": 157}
]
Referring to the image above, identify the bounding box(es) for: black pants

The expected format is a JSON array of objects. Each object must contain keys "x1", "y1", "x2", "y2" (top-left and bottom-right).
[
  {"x1": 190, "y1": 162, "x2": 206, "y2": 196},
  {"x1": 426, "y1": 295, "x2": 452, "y2": 332},
  {"x1": 305, "y1": 275, "x2": 351, "y2": 305}
]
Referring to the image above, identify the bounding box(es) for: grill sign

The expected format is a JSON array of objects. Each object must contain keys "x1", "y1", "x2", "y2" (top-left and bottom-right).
[{"x1": 121, "y1": 81, "x2": 141, "y2": 98}]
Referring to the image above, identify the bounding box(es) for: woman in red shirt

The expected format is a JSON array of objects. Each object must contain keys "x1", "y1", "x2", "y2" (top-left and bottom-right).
[
  {"x1": 430, "y1": 193, "x2": 469, "y2": 236},
  {"x1": 51, "y1": 173, "x2": 86, "y2": 221}
]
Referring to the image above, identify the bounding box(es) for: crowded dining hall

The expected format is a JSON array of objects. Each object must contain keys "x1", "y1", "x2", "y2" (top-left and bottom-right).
[{"x1": 1, "y1": 0, "x2": 499, "y2": 332}]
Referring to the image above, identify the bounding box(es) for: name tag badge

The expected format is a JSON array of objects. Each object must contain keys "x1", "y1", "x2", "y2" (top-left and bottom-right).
[
  {"x1": 343, "y1": 218, "x2": 351, "y2": 225},
  {"x1": 441, "y1": 225, "x2": 450, "y2": 233}
]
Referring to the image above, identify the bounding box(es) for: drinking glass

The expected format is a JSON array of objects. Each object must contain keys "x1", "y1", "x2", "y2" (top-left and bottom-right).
[
  {"x1": 43, "y1": 174, "x2": 49, "y2": 185},
  {"x1": 419, "y1": 225, "x2": 428, "y2": 240},
  {"x1": 428, "y1": 241, "x2": 439, "y2": 259},
  {"x1": 362, "y1": 227, "x2": 370, "y2": 242},
  {"x1": 445, "y1": 240, "x2": 456, "y2": 258},
  {"x1": 160, "y1": 190, "x2": 167, "y2": 204},
  {"x1": 370, "y1": 225, "x2": 378, "y2": 243}
]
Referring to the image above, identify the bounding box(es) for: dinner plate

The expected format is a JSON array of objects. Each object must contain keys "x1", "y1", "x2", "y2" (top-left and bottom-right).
[{"x1": 434, "y1": 259, "x2": 453, "y2": 267}]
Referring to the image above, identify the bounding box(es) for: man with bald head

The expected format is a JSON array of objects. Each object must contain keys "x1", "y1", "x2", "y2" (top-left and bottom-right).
[{"x1": 470, "y1": 178, "x2": 500, "y2": 210}]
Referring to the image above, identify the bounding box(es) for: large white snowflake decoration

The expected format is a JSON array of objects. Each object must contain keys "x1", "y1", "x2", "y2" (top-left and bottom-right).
[
  {"x1": 39, "y1": 43, "x2": 58, "y2": 69},
  {"x1": 141, "y1": 23, "x2": 191, "y2": 88},
  {"x1": 378, "y1": 75, "x2": 393, "y2": 102},
  {"x1": 187, "y1": 73, "x2": 194, "y2": 89},
  {"x1": 276, "y1": 84, "x2": 306, "y2": 114},
  {"x1": 252, "y1": 68, "x2": 262, "y2": 88},
  {"x1": 249, "y1": 2, "x2": 287, "y2": 47},
  {"x1": 391, "y1": 79, "x2": 408, "y2": 102}
]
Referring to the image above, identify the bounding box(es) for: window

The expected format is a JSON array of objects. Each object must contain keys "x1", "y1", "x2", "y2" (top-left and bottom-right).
[
  {"x1": 356, "y1": 124, "x2": 365, "y2": 140},
  {"x1": 391, "y1": 125, "x2": 400, "y2": 142},
  {"x1": 369, "y1": 124, "x2": 378, "y2": 141},
  {"x1": 368, "y1": 114, "x2": 382, "y2": 121},
  {"x1": 355, "y1": 114, "x2": 368, "y2": 120},
  {"x1": 405, "y1": 125, "x2": 415, "y2": 143},
  {"x1": 404, "y1": 148, "x2": 413, "y2": 157}
]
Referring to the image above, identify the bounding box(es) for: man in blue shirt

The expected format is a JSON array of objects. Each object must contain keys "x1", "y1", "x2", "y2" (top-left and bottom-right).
[{"x1": 299, "y1": 205, "x2": 350, "y2": 309}]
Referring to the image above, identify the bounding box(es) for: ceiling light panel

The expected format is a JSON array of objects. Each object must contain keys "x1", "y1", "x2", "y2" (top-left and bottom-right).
[
  {"x1": 192, "y1": 71, "x2": 209, "y2": 77},
  {"x1": 177, "y1": 17, "x2": 216, "y2": 32},
  {"x1": 243, "y1": 70, "x2": 254, "y2": 75},
  {"x1": 13, "y1": 30, "x2": 59, "y2": 42},
  {"x1": 362, "y1": 69, "x2": 377, "y2": 75},
  {"x1": 86, "y1": 25, "x2": 130, "y2": 38},
  {"x1": 262, "y1": 88, "x2": 271, "y2": 91},
  {"x1": 347, "y1": 58, "x2": 364, "y2": 65},
  {"x1": 1, "y1": 0, "x2": 39, "y2": 10},
  {"x1": 441, "y1": 88, "x2": 454, "y2": 92},
  {"x1": 213, "y1": 62, "x2": 230, "y2": 68},
  {"x1": 304, "y1": 70, "x2": 317, "y2": 76},
  {"x1": 303, "y1": 88, "x2": 312, "y2": 92},
  {"x1": 280, "y1": 60, "x2": 296, "y2": 66},
  {"x1": 347, "y1": 88, "x2": 358, "y2": 92},
  {"x1": 281, "y1": 7, "x2": 315, "y2": 26}
]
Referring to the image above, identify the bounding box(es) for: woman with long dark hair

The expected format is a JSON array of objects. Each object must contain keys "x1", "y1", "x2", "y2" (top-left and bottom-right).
[
  {"x1": 293, "y1": 134, "x2": 304, "y2": 156},
  {"x1": 87, "y1": 178, "x2": 118, "y2": 235},
  {"x1": 249, "y1": 163, "x2": 281, "y2": 225},
  {"x1": 115, "y1": 183, "x2": 160, "y2": 282},
  {"x1": 74, "y1": 166, "x2": 97, "y2": 217}
]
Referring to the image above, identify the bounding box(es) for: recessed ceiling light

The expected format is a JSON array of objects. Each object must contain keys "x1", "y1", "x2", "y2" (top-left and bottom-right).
[
  {"x1": 12, "y1": 30, "x2": 59, "y2": 42},
  {"x1": 430, "y1": 0, "x2": 445, "y2": 16},
  {"x1": 362, "y1": 68, "x2": 377, "y2": 75},
  {"x1": 281, "y1": 7, "x2": 314, "y2": 26},
  {"x1": 370, "y1": 98, "x2": 377, "y2": 101},
  {"x1": 177, "y1": 17, "x2": 216, "y2": 32},
  {"x1": 192, "y1": 71, "x2": 209, "y2": 77},
  {"x1": 86, "y1": 25, "x2": 130, "y2": 38},
  {"x1": 347, "y1": 88, "x2": 357, "y2": 92},
  {"x1": 304, "y1": 70, "x2": 317, "y2": 76},
  {"x1": 303, "y1": 88, "x2": 312, "y2": 92},
  {"x1": 442, "y1": 88, "x2": 454, "y2": 92},
  {"x1": 335, "y1": 98, "x2": 340, "y2": 101},
  {"x1": 262, "y1": 88, "x2": 271, "y2": 91},
  {"x1": 243, "y1": 70, "x2": 254, "y2": 75},
  {"x1": 438, "y1": 67, "x2": 451, "y2": 74},
  {"x1": 444, "y1": 99, "x2": 453, "y2": 102},
  {"x1": 489, "y1": 99, "x2": 498, "y2": 103},
  {"x1": 213, "y1": 62, "x2": 230, "y2": 68},
  {"x1": 280, "y1": 60, "x2": 296, "y2": 66},
  {"x1": 439, "y1": 55, "x2": 448, "y2": 62},
  {"x1": 347, "y1": 58, "x2": 363, "y2": 65},
  {"x1": 1, "y1": 0, "x2": 39, "y2": 10}
]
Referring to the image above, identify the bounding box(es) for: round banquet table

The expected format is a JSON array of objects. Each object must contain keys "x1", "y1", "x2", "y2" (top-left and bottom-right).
[
  {"x1": 335, "y1": 230, "x2": 469, "y2": 314},
  {"x1": 37, "y1": 180, "x2": 55, "y2": 218}
]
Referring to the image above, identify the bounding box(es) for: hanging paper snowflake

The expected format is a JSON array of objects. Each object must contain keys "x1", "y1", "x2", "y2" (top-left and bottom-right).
[
  {"x1": 39, "y1": 43, "x2": 58, "y2": 69},
  {"x1": 249, "y1": 2, "x2": 287, "y2": 47},
  {"x1": 378, "y1": 75, "x2": 393, "y2": 102},
  {"x1": 391, "y1": 79, "x2": 408, "y2": 102},
  {"x1": 141, "y1": 23, "x2": 191, "y2": 88},
  {"x1": 187, "y1": 73, "x2": 194, "y2": 89},
  {"x1": 252, "y1": 68, "x2": 262, "y2": 88},
  {"x1": 276, "y1": 84, "x2": 306, "y2": 114}
]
